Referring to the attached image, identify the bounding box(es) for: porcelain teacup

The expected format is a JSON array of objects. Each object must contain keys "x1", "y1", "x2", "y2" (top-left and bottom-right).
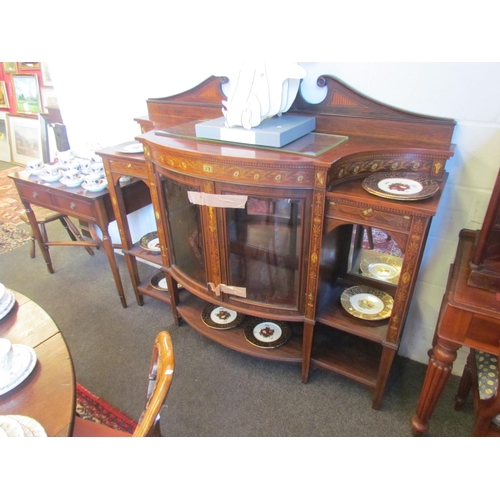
[
  {"x1": 62, "y1": 168, "x2": 80, "y2": 183},
  {"x1": 27, "y1": 159, "x2": 42, "y2": 171},
  {"x1": 84, "y1": 173, "x2": 105, "y2": 188},
  {"x1": 0, "y1": 338, "x2": 13, "y2": 378},
  {"x1": 90, "y1": 162, "x2": 105, "y2": 176},
  {"x1": 79, "y1": 159, "x2": 92, "y2": 174},
  {"x1": 43, "y1": 164, "x2": 61, "y2": 177},
  {"x1": 57, "y1": 149, "x2": 74, "y2": 164}
]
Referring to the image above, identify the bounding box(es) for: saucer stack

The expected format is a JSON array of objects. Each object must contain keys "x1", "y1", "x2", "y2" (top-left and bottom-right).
[{"x1": 0, "y1": 283, "x2": 15, "y2": 321}]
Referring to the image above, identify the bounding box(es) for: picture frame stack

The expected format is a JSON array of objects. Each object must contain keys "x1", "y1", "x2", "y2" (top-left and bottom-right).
[{"x1": 0, "y1": 62, "x2": 58, "y2": 166}]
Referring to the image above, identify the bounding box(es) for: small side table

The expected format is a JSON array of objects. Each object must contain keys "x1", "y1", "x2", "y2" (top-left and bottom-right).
[{"x1": 411, "y1": 229, "x2": 500, "y2": 436}]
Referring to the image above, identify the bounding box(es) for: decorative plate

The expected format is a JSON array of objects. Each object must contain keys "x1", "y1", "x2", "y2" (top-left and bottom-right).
[
  {"x1": 60, "y1": 175, "x2": 84, "y2": 187},
  {"x1": 340, "y1": 285, "x2": 393, "y2": 321},
  {"x1": 0, "y1": 289, "x2": 16, "y2": 320},
  {"x1": 359, "y1": 255, "x2": 403, "y2": 284},
  {"x1": 201, "y1": 304, "x2": 245, "y2": 330},
  {"x1": 244, "y1": 318, "x2": 291, "y2": 348},
  {"x1": 150, "y1": 271, "x2": 183, "y2": 291},
  {"x1": 115, "y1": 141, "x2": 144, "y2": 154},
  {"x1": 0, "y1": 344, "x2": 37, "y2": 396},
  {"x1": 81, "y1": 180, "x2": 108, "y2": 192},
  {"x1": 7, "y1": 415, "x2": 47, "y2": 437},
  {"x1": 139, "y1": 231, "x2": 161, "y2": 253},
  {"x1": 362, "y1": 172, "x2": 440, "y2": 201}
]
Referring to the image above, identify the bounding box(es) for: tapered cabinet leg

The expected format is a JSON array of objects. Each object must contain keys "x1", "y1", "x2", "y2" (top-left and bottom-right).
[{"x1": 411, "y1": 339, "x2": 459, "y2": 436}]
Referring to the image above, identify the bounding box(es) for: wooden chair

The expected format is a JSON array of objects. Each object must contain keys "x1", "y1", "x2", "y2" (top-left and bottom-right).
[
  {"x1": 72, "y1": 330, "x2": 175, "y2": 437},
  {"x1": 454, "y1": 345, "x2": 500, "y2": 436},
  {"x1": 20, "y1": 206, "x2": 98, "y2": 262}
]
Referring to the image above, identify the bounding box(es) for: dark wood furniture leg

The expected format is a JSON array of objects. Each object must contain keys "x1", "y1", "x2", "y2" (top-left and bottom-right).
[
  {"x1": 22, "y1": 201, "x2": 55, "y2": 274},
  {"x1": 411, "y1": 338, "x2": 460, "y2": 435}
]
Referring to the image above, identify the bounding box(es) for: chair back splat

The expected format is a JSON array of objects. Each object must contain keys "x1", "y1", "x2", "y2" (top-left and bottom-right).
[
  {"x1": 134, "y1": 331, "x2": 175, "y2": 437},
  {"x1": 72, "y1": 331, "x2": 174, "y2": 437}
]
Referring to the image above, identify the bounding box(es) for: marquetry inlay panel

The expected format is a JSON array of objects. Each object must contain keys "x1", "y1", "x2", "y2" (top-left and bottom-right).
[
  {"x1": 151, "y1": 150, "x2": 316, "y2": 188},
  {"x1": 326, "y1": 198, "x2": 413, "y2": 233},
  {"x1": 327, "y1": 153, "x2": 446, "y2": 188}
]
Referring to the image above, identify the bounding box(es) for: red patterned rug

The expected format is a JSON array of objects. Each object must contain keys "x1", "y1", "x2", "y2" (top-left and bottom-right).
[
  {"x1": 0, "y1": 165, "x2": 25, "y2": 225},
  {"x1": 76, "y1": 383, "x2": 138, "y2": 434}
]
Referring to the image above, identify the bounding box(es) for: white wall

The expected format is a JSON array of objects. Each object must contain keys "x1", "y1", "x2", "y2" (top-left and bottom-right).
[{"x1": 49, "y1": 62, "x2": 500, "y2": 374}]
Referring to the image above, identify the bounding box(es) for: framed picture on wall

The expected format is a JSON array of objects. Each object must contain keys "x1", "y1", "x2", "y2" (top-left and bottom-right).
[
  {"x1": 41, "y1": 62, "x2": 53, "y2": 87},
  {"x1": 3, "y1": 62, "x2": 17, "y2": 73},
  {"x1": 0, "y1": 81, "x2": 10, "y2": 108},
  {"x1": 11, "y1": 74, "x2": 42, "y2": 114},
  {"x1": 40, "y1": 87, "x2": 59, "y2": 112},
  {"x1": 0, "y1": 112, "x2": 11, "y2": 162},
  {"x1": 19, "y1": 62, "x2": 40, "y2": 71},
  {"x1": 7, "y1": 114, "x2": 41, "y2": 165}
]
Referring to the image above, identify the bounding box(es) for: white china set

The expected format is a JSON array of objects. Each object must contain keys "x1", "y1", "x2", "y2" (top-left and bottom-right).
[
  {"x1": 0, "y1": 284, "x2": 46, "y2": 437},
  {"x1": 26, "y1": 149, "x2": 108, "y2": 192}
]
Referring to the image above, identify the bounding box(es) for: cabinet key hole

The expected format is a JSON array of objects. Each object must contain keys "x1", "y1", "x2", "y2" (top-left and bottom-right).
[
  {"x1": 32, "y1": 192, "x2": 38, "y2": 199},
  {"x1": 70, "y1": 202, "x2": 76, "y2": 210}
]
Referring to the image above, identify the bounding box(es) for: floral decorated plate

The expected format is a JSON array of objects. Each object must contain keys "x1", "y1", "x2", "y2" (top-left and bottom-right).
[
  {"x1": 362, "y1": 172, "x2": 440, "y2": 201},
  {"x1": 244, "y1": 318, "x2": 291, "y2": 348},
  {"x1": 340, "y1": 285, "x2": 393, "y2": 320},
  {"x1": 201, "y1": 304, "x2": 245, "y2": 330},
  {"x1": 139, "y1": 231, "x2": 161, "y2": 253},
  {"x1": 360, "y1": 255, "x2": 403, "y2": 284},
  {"x1": 150, "y1": 271, "x2": 182, "y2": 291}
]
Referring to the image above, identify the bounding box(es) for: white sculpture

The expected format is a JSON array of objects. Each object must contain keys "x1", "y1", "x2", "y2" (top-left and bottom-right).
[{"x1": 219, "y1": 62, "x2": 307, "y2": 130}]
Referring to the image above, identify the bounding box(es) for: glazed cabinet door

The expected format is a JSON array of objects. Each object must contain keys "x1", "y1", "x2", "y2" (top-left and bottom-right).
[
  {"x1": 160, "y1": 173, "x2": 207, "y2": 288},
  {"x1": 216, "y1": 183, "x2": 312, "y2": 313}
]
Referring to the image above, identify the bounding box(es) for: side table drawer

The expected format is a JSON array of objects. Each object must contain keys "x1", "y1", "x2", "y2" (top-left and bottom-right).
[
  {"x1": 326, "y1": 198, "x2": 412, "y2": 232},
  {"x1": 107, "y1": 159, "x2": 146, "y2": 178},
  {"x1": 16, "y1": 184, "x2": 54, "y2": 206},
  {"x1": 54, "y1": 195, "x2": 95, "y2": 218}
]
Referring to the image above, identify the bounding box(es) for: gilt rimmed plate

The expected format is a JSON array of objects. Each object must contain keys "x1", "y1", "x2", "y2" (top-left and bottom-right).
[
  {"x1": 150, "y1": 271, "x2": 183, "y2": 291},
  {"x1": 360, "y1": 255, "x2": 403, "y2": 284},
  {"x1": 244, "y1": 318, "x2": 291, "y2": 348},
  {"x1": 362, "y1": 172, "x2": 439, "y2": 201},
  {"x1": 201, "y1": 304, "x2": 245, "y2": 330},
  {"x1": 114, "y1": 141, "x2": 144, "y2": 154},
  {"x1": 340, "y1": 285, "x2": 393, "y2": 320},
  {"x1": 139, "y1": 231, "x2": 160, "y2": 253}
]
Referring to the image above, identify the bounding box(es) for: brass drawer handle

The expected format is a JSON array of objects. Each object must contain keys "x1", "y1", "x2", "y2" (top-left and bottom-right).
[
  {"x1": 32, "y1": 191, "x2": 38, "y2": 199},
  {"x1": 70, "y1": 202, "x2": 76, "y2": 210}
]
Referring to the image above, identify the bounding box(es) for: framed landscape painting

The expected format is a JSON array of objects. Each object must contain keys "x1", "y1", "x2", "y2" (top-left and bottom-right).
[
  {"x1": 0, "y1": 112, "x2": 11, "y2": 162},
  {"x1": 11, "y1": 74, "x2": 42, "y2": 114},
  {"x1": 8, "y1": 114, "x2": 41, "y2": 165}
]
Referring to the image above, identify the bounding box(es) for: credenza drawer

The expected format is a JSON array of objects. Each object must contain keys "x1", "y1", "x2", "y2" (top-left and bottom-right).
[
  {"x1": 16, "y1": 184, "x2": 54, "y2": 206},
  {"x1": 54, "y1": 195, "x2": 94, "y2": 218},
  {"x1": 326, "y1": 198, "x2": 412, "y2": 232},
  {"x1": 107, "y1": 159, "x2": 146, "y2": 178}
]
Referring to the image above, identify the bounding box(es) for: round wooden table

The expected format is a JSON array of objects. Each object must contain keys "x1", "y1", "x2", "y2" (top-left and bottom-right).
[{"x1": 0, "y1": 290, "x2": 75, "y2": 437}]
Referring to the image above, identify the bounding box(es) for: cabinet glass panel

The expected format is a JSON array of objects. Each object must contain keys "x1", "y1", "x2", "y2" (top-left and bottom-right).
[
  {"x1": 162, "y1": 177, "x2": 206, "y2": 285},
  {"x1": 347, "y1": 225, "x2": 403, "y2": 286},
  {"x1": 225, "y1": 196, "x2": 303, "y2": 308}
]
